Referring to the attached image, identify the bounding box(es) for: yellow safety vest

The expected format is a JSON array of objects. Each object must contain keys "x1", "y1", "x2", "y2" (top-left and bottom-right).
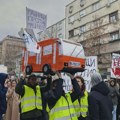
[
  {"x1": 21, "y1": 85, "x2": 43, "y2": 113},
  {"x1": 73, "y1": 90, "x2": 88, "y2": 118},
  {"x1": 48, "y1": 93, "x2": 78, "y2": 120}
]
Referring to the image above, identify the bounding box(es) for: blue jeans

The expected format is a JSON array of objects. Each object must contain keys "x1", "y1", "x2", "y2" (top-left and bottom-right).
[{"x1": 112, "y1": 105, "x2": 117, "y2": 120}]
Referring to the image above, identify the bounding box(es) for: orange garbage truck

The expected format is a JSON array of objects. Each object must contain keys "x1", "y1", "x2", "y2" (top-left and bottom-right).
[{"x1": 22, "y1": 38, "x2": 86, "y2": 75}]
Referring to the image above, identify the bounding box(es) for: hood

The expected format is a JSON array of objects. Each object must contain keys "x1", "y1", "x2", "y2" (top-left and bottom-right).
[
  {"x1": 91, "y1": 81, "x2": 110, "y2": 95},
  {"x1": 0, "y1": 73, "x2": 8, "y2": 89},
  {"x1": 91, "y1": 72, "x2": 102, "y2": 87}
]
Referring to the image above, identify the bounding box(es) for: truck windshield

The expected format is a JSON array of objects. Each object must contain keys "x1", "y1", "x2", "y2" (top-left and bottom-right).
[{"x1": 61, "y1": 40, "x2": 85, "y2": 58}]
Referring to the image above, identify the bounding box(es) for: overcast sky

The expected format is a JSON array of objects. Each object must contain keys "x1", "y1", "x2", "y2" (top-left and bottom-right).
[{"x1": 0, "y1": 0, "x2": 73, "y2": 40}]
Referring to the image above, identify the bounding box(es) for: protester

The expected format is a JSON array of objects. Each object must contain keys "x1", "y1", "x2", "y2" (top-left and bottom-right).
[
  {"x1": 4, "y1": 79, "x2": 11, "y2": 89},
  {"x1": 45, "y1": 72, "x2": 81, "y2": 120},
  {"x1": 116, "y1": 80, "x2": 120, "y2": 120},
  {"x1": 2, "y1": 78, "x2": 12, "y2": 120},
  {"x1": 109, "y1": 79, "x2": 120, "y2": 120},
  {"x1": 0, "y1": 84, "x2": 6, "y2": 120},
  {"x1": 39, "y1": 74, "x2": 52, "y2": 120},
  {"x1": 88, "y1": 72, "x2": 113, "y2": 120},
  {"x1": 104, "y1": 79, "x2": 110, "y2": 86},
  {"x1": 73, "y1": 76, "x2": 89, "y2": 120},
  {"x1": 0, "y1": 73, "x2": 8, "y2": 120},
  {"x1": 15, "y1": 73, "x2": 51, "y2": 120},
  {"x1": 5, "y1": 80, "x2": 20, "y2": 120}
]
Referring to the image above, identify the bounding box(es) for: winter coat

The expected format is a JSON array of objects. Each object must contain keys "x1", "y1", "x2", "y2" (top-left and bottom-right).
[
  {"x1": 0, "y1": 84, "x2": 7, "y2": 114},
  {"x1": 0, "y1": 73, "x2": 8, "y2": 119},
  {"x1": 116, "y1": 88, "x2": 120, "y2": 120},
  {"x1": 5, "y1": 88, "x2": 20, "y2": 120},
  {"x1": 109, "y1": 85, "x2": 119, "y2": 105},
  {"x1": 88, "y1": 81, "x2": 113, "y2": 120}
]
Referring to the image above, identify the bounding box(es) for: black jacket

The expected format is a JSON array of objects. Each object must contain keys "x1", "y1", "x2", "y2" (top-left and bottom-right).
[
  {"x1": 117, "y1": 88, "x2": 120, "y2": 119},
  {"x1": 0, "y1": 73, "x2": 8, "y2": 117},
  {"x1": 45, "y1": 78, "x2": 81, "y2": 110},
  {"x1": 88, "y1": 81, "x2": 113, "y2": 120}
]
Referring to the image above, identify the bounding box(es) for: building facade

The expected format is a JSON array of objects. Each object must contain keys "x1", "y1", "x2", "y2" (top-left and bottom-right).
[
  {"x1": 65, "y1": 0, "x2": 120, "y2": 76},
  {"x1": 0, "y1": 35, "x2": 25, "y2": 72},
  {"x1": 14, "y1": 52, "x2": 23, "y2": 77},
  {"x1": 38, "y1": 19, "x2": 66, "y2": 40}
]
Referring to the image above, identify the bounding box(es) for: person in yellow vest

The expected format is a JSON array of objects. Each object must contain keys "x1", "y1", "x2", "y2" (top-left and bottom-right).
[
  {"x1": 73, "y1": 76, "x2": 89, "y2": 120},
  {"x1": 15, "y1": 73, "x2": 52, "y2": 120},
  {"x1": 45, "y1": 72, "x2": 81, "y2": 120}
]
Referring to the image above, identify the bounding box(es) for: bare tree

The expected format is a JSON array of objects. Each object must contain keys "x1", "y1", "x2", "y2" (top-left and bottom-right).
[{"x1": 82, "y1": 15, "x2": 109, "y2": 63}]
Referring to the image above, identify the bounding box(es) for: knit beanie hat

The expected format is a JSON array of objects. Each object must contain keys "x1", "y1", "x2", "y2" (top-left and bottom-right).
[{"x1": 91, "y1": 72, "x2": 103, "y2": 87}]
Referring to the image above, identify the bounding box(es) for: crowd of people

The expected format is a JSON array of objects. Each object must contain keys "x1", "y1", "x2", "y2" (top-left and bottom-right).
[{"x1": 0, "y1": 71, "x2": 120, "y2": 120}]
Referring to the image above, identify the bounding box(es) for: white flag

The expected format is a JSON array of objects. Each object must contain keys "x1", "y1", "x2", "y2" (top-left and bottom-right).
[{"x1": 18, "y1": 28, "x2": 41, "y2": 53}]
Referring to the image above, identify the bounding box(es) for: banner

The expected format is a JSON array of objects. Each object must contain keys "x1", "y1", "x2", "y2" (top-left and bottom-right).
[
  {"x1": 111, "y1": 53, "x2": 120, "y2": 78},
  {"x1": 60, "y1": 56, "x2": 98, "y2": 92},
  {"x1": 26, "y1": 7, "x2": 47, "y2": 31},
  {"x1": 76, "y1": 56, "x2": 98, "y2": 91}
]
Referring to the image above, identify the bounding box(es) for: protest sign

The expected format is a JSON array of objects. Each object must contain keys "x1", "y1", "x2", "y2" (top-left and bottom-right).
[
  {"x1": 76, "y1": 56, "x2": 98, "y2": 91},
  {"x1": 111, "y1": 53, "x2": 120, "y2": 78},
  {"x1": 26, "y1": 7, "x2": 47, "y2": 31}
]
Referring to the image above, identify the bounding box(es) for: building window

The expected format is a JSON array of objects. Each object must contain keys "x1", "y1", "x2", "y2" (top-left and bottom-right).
[
  {"x1": 80, "y1": 9, "x2": 86, "y2": 17},
  {"x1": 74, "y1": 29, "x2": 79, "y2": 36},
  {"x1": 109, "y1": 11, "x2": 118, "y2": 23},
  {"x1": 68, "y1": 15, "x2": 75, "y2": 23},
  {"x1": 109, "y1": 0, "x2": 117, "y2": 3},
  {"x1": 93, "y1": 19, "x2": 101, "y2": 28},
  {"x1": 110, "y1": 31, "x2": 119, "y2": 41},
  {"x1": 92, "y1": 2, "x2": 100, "y2": 11},
  {"x1": 69, "y1": 30, "x2": 74, "y2": 38},
  {"x1": 57, "y1": 24, "x2": 62, "y2": 31},
  {"x1": 80, "y1": 0, "x2": 86, "y2": 7},
  {"x1": 69, "y1": 6, "x2": 73, "y2": 14},
  {"x1": 80, "y1": 25, "x2": 86, "y2": 33}
]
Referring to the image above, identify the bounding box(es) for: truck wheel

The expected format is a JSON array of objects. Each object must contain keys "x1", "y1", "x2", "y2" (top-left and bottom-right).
[
  {"x1": 42, "y1": 64, "x2": 51, "y2": 74},
  {"x1": 25, "y1": 65, "x2": 33, "y2": 75}
]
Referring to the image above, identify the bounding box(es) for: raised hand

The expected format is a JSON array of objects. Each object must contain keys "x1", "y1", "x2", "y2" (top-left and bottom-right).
[{"x1": 66, "y1": 73, "x2": 74, "y2": 79}]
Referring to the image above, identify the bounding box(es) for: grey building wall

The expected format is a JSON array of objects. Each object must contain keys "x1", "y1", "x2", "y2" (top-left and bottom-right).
[
  {"x1": 38, "y1": 19, "x2": 66, "y2": 40},
  {"x1": 65, "y1": 0, "x2": 120, "y2": 75},
  {"x1": 1, "y1": 35, "x2": 25, "y2": 72}
]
